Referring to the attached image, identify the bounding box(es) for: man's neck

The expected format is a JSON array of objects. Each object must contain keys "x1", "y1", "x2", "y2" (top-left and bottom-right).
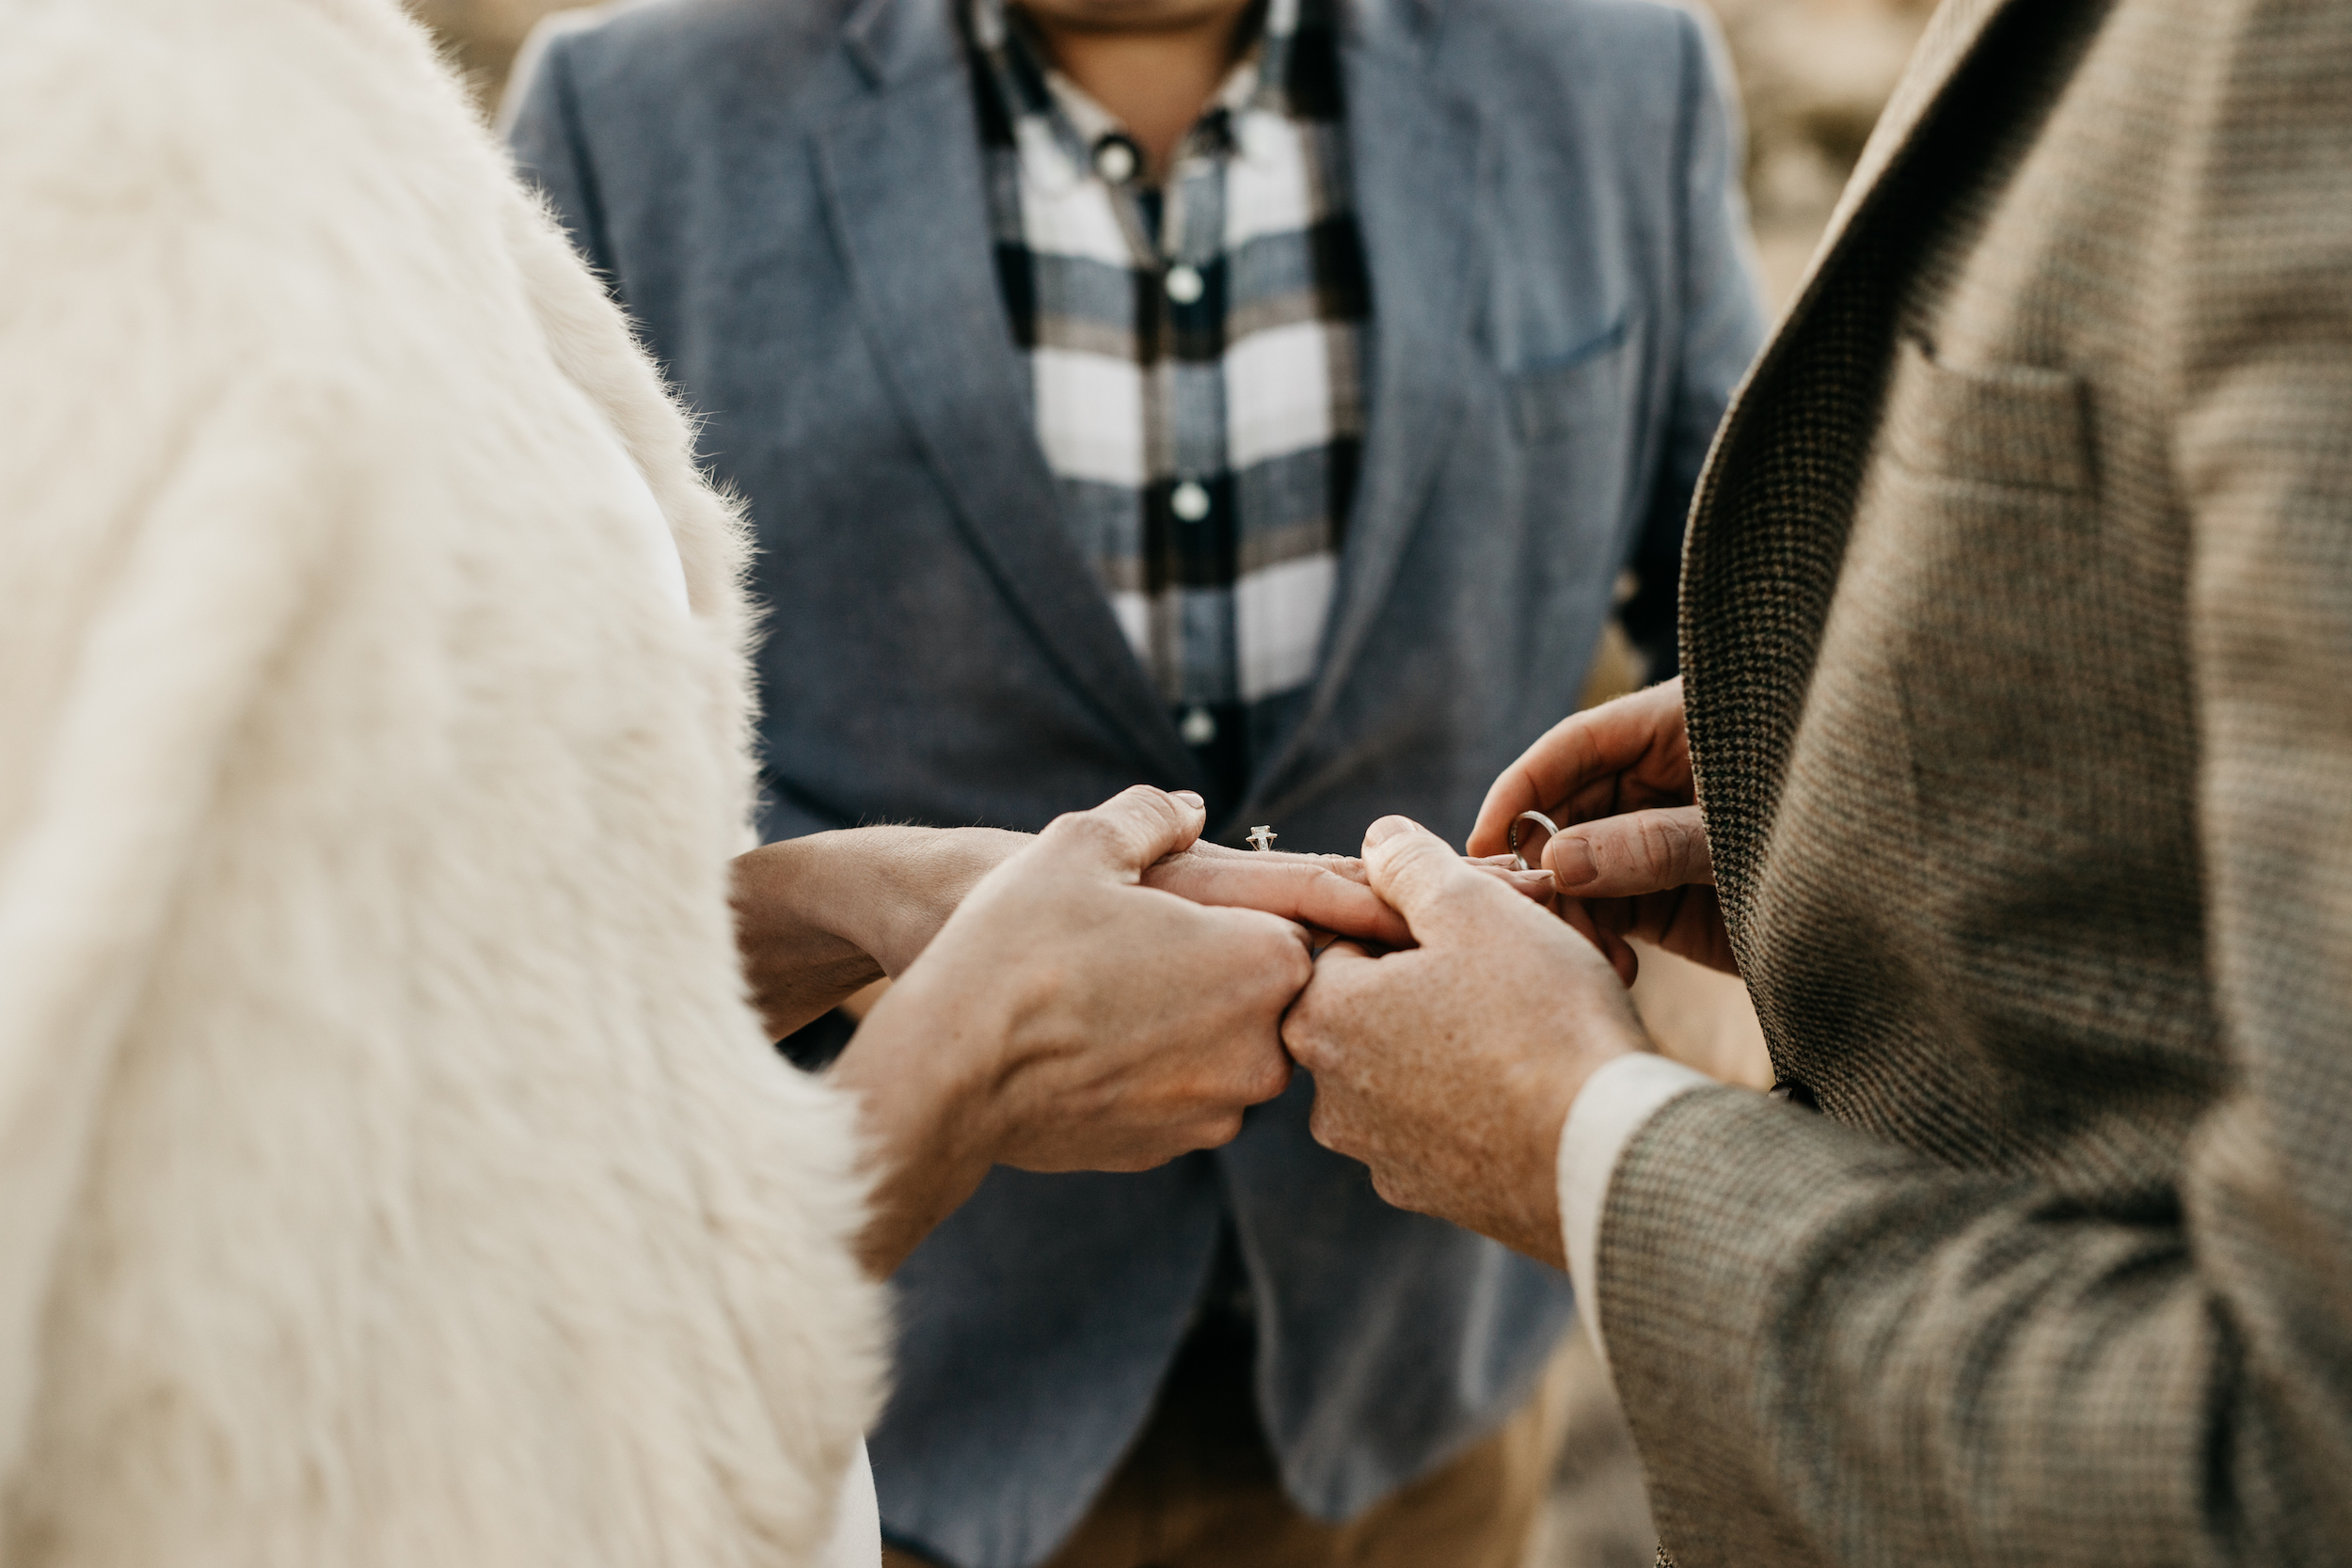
[{"x1": 1017, "y1": 0, "x2": 1260, "y2": 181}]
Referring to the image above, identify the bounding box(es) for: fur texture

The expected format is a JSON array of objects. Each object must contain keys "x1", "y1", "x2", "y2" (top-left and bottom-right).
[{"x1": 0, "y1": 0, "x2": 884, "y2": 1561}]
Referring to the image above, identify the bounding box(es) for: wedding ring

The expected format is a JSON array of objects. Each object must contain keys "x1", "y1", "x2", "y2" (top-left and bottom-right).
[{"x1": 1509, "y1": 810, "x2": 1561, "y2": 873}]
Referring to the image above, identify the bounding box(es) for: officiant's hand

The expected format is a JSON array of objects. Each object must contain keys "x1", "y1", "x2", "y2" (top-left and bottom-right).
[
  {"x1": 1469, "y1": 676, "x2": 1736, "y2": 975},
  {"x1": 832, "y1": 786, "x2": 1313, "y2": 1274},
  {"x1": 1284, "y1": 816, "x2": 1650, "y2": 1269}
]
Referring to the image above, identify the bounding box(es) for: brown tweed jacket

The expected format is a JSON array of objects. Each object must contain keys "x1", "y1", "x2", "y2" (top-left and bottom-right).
[{"x1": 1595, "y1": 0, "x2": 2352, "y2": 1563}]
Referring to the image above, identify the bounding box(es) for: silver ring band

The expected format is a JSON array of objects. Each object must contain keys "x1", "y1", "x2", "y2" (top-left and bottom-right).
[{"x1": 1509, "y1": 810, "x2": 1561, "y2": 873}]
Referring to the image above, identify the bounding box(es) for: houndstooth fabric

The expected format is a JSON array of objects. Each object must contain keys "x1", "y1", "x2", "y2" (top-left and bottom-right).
[
  {"x1": 966, "y1": 0, "x2": 1369, "y2": 710},
  {"x1": 1598, "y1": 0, "x2": 2352, "y2": 1563}
]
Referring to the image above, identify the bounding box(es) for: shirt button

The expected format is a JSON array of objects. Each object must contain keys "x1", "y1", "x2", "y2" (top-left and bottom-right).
[
  {"x1": 1092, "y1": 138, "x2": 1136, "y2": 184},
  {"x1": 1165, "y1": 263, "x2": 1204, "y2": 305},
  {"x1": 1170, "y1": 480, "x2": 1211, "y2": 521},
  {"x1": 1180, "y1": 705, "x2": 1218, "y2": 745}
]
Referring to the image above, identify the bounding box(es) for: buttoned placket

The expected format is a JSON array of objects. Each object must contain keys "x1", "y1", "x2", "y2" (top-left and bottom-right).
[
  {"x1": 1142, "y1": 122, "x2": 1228, "y2": 701},
  {"x1": 988, "y1": 0, "x2": 1334, "y2": 740},
  {"x1": 1016, "y1": 54, "x2": 1277, "y2": 707}
]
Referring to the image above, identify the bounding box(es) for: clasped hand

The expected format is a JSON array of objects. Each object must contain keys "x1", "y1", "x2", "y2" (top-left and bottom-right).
[
  {"x1": 1282, "y1": 677, "x2": 1732, "y2": 1267},
  {"x1": 740, "y1": 785, "x2": 1430, "y2": 1273},
  {"x1": 744, "y1": 678, "x2": 1733, "y2": 1275}
]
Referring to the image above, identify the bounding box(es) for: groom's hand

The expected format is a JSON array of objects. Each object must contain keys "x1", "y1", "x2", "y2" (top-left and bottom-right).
[
  {"x1": 1284, "y1": 816, "x2": 1651, "y2": 1270},
  {"x1": 1469, "y1": 677, "x2": 1736, "y2": 974},
  {"x1": 834, "y1": 787, "x2": 1311, "y2": 1274}
]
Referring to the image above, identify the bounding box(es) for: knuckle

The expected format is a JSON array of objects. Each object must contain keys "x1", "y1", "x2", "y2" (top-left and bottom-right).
[
  {"x1": 1245, "y1": 1049, "x2": 1294, "y2": 1104},
  {"x1": 1280, "y1": 1014, "x2": 1323, "y2": 1066},
  {"x1": 1367, "y1": 1168, "x2": 1418, "y2": 1212},
  {"x1": 1634, "y1": 810, "x2": 1706, "y2": 880},
  {"x1": 1682, "y1": 815, "x2": 1714, "y2": 876},
  {"x1": 1638, "y1": 816, "x2": 1679, "y2": 874},
  {"x1": 1115, "y1": 783, "x2": 1180, "y2": 826},
  {"x1": 1197, "y1": 1111, "x2": 1246, "y2": 1149},
  {"x1": 1229, "y1": 917, "x2": 1311, "y2": 984},
  {"x1": 1055, "y1": 812, "x2": 1129, "y2": 860},
  {"x1": 1036, "y1": 808, "x2": 1094, "y2": 846}
]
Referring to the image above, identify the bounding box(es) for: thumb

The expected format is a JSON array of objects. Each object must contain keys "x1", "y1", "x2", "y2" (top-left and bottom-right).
[
  {"x1": 1036, "y1": 785, "x2": 1208, "y2": 881},
  {"x1": 1359, "y1": 816, "x2": 1513, "y2": 942},
  {"x1": 1547, "y1": 805, "x2": 1712, "y2": 897}
]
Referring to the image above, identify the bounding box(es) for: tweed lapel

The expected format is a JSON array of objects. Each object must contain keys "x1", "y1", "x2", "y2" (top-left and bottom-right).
[
  {"x1": 815, "y1": 0, "x2": 1202, "y2": 786},
  {"x1": 1248, "y1": 0, "x2": 1486, "y2": 810},
  {"x1": 1678, "y1": 0, "x2": 2025, "y2": 927}
]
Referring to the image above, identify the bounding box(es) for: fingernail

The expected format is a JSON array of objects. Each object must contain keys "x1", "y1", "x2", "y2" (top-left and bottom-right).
[
  {"x1": 1171, "y1": 790, "x2": 1204, "y2": 808},
  {"x1": 1362, "y1": 816, "x2": 1415, "y2": 848},
  {"x1": 1549, "y1": 834, "x2": 1597, "y2": 887}
]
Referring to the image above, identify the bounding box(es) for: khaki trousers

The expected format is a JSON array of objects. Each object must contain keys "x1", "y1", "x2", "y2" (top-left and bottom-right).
[{"x1": 885, "y1": 1322, "x2": 1573, "y2": 1568}]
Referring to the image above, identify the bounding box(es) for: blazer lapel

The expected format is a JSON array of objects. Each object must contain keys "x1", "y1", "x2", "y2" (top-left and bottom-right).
[
  {"x1": 1679, "y1": 0, "x2": 2028, "y2": 917},
  {"x1": 1684, "y1": 0, "x2": 2033, "y2": 626},
  {"x1": 815, "y1": 0, "x2": 1200, "y2": 785},
  {"x1": 1250, "y1": 0, "x2": 1487, "y2": 807}
]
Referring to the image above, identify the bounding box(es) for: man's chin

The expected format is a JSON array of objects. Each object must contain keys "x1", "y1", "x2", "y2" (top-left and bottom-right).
[{"x1": 1013, "y1": 0, "x2": 1253, "y2": 38}]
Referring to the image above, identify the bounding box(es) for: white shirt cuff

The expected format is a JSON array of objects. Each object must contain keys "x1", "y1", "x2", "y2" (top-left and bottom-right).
[{"x1": 1557, "y1": 1052, "x2": 1714, "y2": 1371}]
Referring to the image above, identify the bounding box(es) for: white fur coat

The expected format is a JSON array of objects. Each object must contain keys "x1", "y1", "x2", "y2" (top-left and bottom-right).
[{"x1": 0, "y1": 0, "x2": 883, "y2": 1561}]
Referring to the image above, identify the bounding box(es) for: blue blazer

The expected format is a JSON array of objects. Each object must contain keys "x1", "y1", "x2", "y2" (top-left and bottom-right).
[{"x1": 510, "y1": 0, "x2": 1761, "y2": 1560}]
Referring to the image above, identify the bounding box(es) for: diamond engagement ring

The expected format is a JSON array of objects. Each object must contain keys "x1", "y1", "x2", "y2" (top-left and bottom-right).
[{"x1": 1246, "y1": 825, "x2": 1279, "y2": 852}]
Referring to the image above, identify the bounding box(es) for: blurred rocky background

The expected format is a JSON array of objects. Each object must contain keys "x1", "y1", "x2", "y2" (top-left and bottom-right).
[
  {"x1": 409, "y1": 0, "x2": 1934, "y2": 1560},
  {"x1": 417, "y1": 0, "x2": 1932, "y2": 316},
  {"x1": 1712, "y1": 0, "x2": 1934, "y2": 307}
]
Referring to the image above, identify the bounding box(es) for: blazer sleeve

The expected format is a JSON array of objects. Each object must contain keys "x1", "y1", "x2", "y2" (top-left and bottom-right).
[
  {"x1": 1588, "y1": 15, "x2": 2352, "y2": 1564},
  {"x1": 502, "y1": 30, "x2": 617, "y2": 284},
  {"x1": 1620, "y1": 8, "x2": 1765, "y2": 679}
]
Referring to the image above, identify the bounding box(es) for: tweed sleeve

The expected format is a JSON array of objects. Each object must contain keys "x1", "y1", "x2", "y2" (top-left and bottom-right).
[
  {"x1": 2169, "y1": 0, "x2": 2352, "y2": 1541},
  {"x1": 1592, "y1": 8, "x2": 2352, "y2": 1566}
]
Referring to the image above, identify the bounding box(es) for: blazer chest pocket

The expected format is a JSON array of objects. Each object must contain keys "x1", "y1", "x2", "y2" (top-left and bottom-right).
[
  {"x1": 1851, "y1": 335, "x2": 2119, "y2": 953},
  {"x1": 1853, "y1": 336, "x2": 2100, "y2": 731},
  {"x1": 1883, "y1": 335, "x2": 2091, "y2": 494},
  {"x1": 1504, "y1": 316, "x2": 1638, "y2": 445}
]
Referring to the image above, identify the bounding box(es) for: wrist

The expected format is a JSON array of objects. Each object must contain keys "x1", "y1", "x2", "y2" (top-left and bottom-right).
[
  {"x1": 732, "y1": 836, "x2": 878, "y2": 968},
  {"x1": 1548, "y1": 1007, "x2": 1651, "y2": 1137},
  {"x1": 827, "y1": 971, "x2": 1007, "y2": 1275},
  {"x1": 1479, "y1": 1038, "x2": 1640, "y2": 1270},
  {"x1": 730, "y1": 838, "x2": 886, "y2": 1038},
  {"x1": 822, "y1": 826, "x2": 1030, "y2": 979},
  {"x1": 1565, "y1": 1038, "x2": 1641, "y2": 1114}
]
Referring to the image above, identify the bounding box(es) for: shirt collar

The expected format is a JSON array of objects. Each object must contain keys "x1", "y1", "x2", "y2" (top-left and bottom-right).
[{"x1": 967, "y1": 0, "x2": 1296, "y2": 191}]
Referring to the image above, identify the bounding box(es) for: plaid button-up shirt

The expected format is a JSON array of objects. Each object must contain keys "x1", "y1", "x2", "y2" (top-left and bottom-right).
[{"x1": 968, "y1": 0, "x2": 1371, "y2": 744}]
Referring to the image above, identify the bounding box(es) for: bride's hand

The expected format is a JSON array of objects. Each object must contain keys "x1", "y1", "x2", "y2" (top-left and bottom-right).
[
  {"x1": 729, "y1": 824, "x2": 1030, "y2": 1040},
  {"x1": 833, "y1": 787, "x2": 1311, "y2": 1274},
  {"x1": 1146, "y1": 841, "x2": 1422, "y2": 949}
]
